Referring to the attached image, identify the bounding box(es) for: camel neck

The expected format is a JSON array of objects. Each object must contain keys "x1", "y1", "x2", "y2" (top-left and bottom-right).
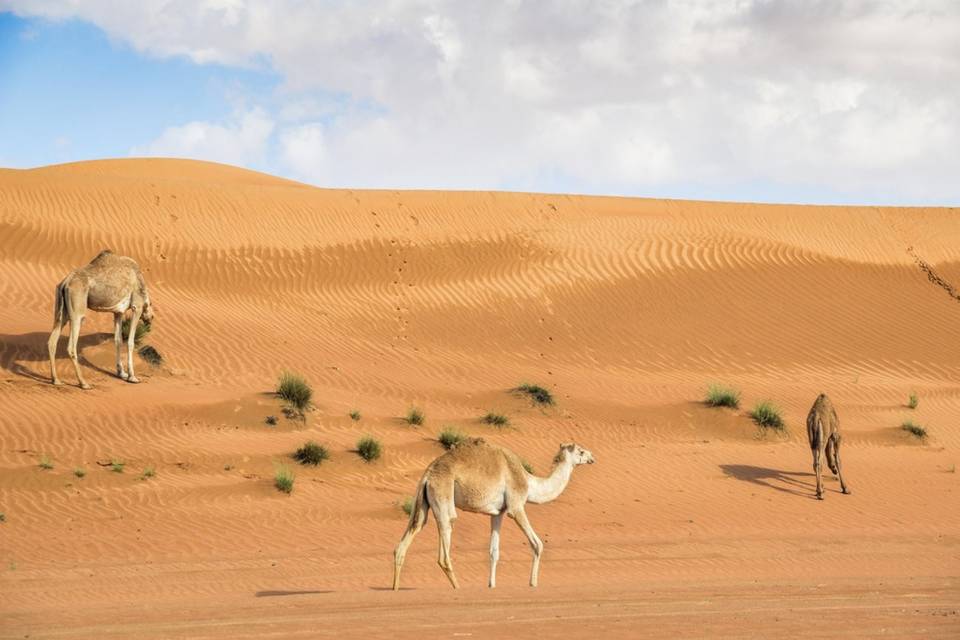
[{"x1": 526, "y1": 458, "x2": 574, "y2": 504}]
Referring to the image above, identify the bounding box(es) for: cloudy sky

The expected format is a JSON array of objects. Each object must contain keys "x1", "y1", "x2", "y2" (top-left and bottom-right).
[{"x1": 1, "y1": 1, "x2": 958, "y2": 204}]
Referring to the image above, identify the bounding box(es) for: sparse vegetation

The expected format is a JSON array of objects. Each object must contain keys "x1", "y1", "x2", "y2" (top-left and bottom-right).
[
  {"x1": 110, "y1": 460, "x2": 125, "y2": 473},
  {"x1": 0, "y1": 513, "x2": 5, "y2": 523},
  {"x1": 405, "y1": 407, "x2": 425, "y2": 426},
  {"x1": 521, "y1": 459, "x2": 535, "y2": 474},
  {"x1": 706, "y1": 384, "x2": 741, "y2": 409},
  {"x1": 73, "y1": 468, "x2": 86, "y2": 479},
  {"x1": 750, "y1": 401, "x2": 785, "y2": 430},
  {"x1": 901, "y1": 420, "x2": 928, "y2": 440},
  {"x1": 438, "y1": 427, "x2": 465, "y2": 450},
  {"x1": 481, "y1": 412, "x2": 509, "y2": 427},
  {"x1": 908, "y1": 393, "x2": 919, "y2": 410},
  {"x1": 141, "y1": 466, "x2": 156, "y2": 480},
  {"x1": 138, "y1": 345, "x2": 162, "y2": 366},
  {"x1": 38, "y1": 456, "x2": 53, "y2": 470},
  {"x1": 400, "y1": 497, "x2": 413, "y2": 515},
  {"x1": 349, "y1": 410, "x2": 361, "y2": 421},
  {"x1": 265, "y1": 415, "x2": 278, "y2": 426},
  {"x1": 357, "y1": 436, "x2": 382, "y2": 462},
  {"x1": 277, "y1": 371, "x2": 312, "y2": 414},
  {"x1": 293, "y1": 440, "x2": 329, "y2": 466},
  {"x1": 274, "y1": 465, "x2": 295, "y2": 493},
  {"x1": 517, "y1": 383, "x2": 554, "y2": 405},
  {"x1": 121, "y1": 317, "x2": 151, "y2": 345},
  {"x1": 224, "y1": 464, "x2": 234, "y2": 471}
]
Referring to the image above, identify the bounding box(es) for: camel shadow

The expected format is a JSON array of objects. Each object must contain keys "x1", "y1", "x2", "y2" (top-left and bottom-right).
[
  {"x1": 719, "y1": 464, "x2": 818, "y2": 500},
  {"x1": 0, "y1": 331, "x2": 115, "y2": 382},
  {"x1": 255, "y1": 589, "x2": 334, "y2": 598}
]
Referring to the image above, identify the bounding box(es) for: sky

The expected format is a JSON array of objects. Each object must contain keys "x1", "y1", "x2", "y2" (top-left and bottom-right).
[{"x1": 0, "y1": 1, "x2": 958, "y2": 205}]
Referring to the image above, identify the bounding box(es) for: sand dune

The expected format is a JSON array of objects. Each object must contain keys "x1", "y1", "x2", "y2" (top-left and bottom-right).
[{"x1": 0, "y1": 159, "x2": 957, "y2": 638}]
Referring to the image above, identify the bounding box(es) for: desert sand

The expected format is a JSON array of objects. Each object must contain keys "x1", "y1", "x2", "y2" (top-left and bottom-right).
[{"x1": 0, "y1": 158, "x2": 957, "y2": 638}]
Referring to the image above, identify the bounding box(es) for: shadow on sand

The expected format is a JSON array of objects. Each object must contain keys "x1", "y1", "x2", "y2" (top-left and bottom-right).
[
  {"x1": 255, "y1": 590, "x2": 334, "y2": 598},
  {"x1": 0, "y1": 331, "x2": 116, "y2": 382},
  {"x1": 719, "y1": 464, "x2": 818, "y2": 500}
]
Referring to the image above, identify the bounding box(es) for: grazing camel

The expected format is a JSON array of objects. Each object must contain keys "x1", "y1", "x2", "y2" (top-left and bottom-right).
[
  {"x1": 48, "y1": 250, "x2": 154, "y2": 389},
  {"x1": 392, "y1": 438, "x2": 594, "y2": 590},
  {"x1": 806, "y1": 393, "x2": 851, "y2": 500}
]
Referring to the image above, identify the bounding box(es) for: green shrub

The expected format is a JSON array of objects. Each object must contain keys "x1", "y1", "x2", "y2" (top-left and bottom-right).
[
  {"x1": 277, "y1": 371, "x2": 312, "y2": 412},
  {"x1": 481, "y1": 412, "x2": 509, "y2": 427},
  {"x1": 908, "y1": 393, "x2": 919, "y2": 410},
  {"x1": 349, "y1": 410, "x2": 361, "y2": 421},
  {"x1": 750, "y1": 401, "x2": 785, "y2": 430},
  {"x1": 141, "y1": 466, "x2": 156, "y2": 480},
  {"x1": 706, "y1": 384, "x2": 740, "y2": 409},
  {"x1": 138, "y1": 345, "x2": 163, "y2": 365},
  {"x1": 438, "y1": 427, "x2": 465, "y2": 450},
  {"x1": 275, "y1": 465, "x2": 295, "y2": 493},
  {"x1": 902, "y1": 420, "x2": 927, "y2": 440},
  {"x1": 121, "y1": 317, "x2": 151, "y2": 345},
  {"x1": 73, "y1": 468, "x2": 86, "y2": 479},
  {"x1": 405, "y1": 407, "x2": 425, "y2": 426},
  {"x1": 517, "y1": 383, "x2": 554, "y2": 405},
  {"x1": 294, "y1": 441, "x2": 329, "y2": 466},
  {"x1": 38, "y1": 456, "x2": 53, "y2": 470},
  {"x1": 400, "y1": 497, "x2": 413, "y2": 515},
  {"x1": 110, "y1": 460, "x2": 125, "y2": 473},
  {"x1": 357, "y1": 436, "x2": 382, "y2": 462}
]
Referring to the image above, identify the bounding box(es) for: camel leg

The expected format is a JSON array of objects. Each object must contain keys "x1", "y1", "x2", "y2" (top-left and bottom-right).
[
  {"x1": 48, "y1": 318, "x2": 66, "y2": 386},
  {"x1": 126, "y1": 307, "x2": 143, "y2": 383},
  {"x1": 812, "y1": 446, "x2": 824, "y2": 500},
  {"x1": 392, "y1": 497, "x2": 429, "y2": 590},
  {"x1": 833, "y1": 436, "x2": 851, "y2": 495},
  {"x1": 434, "y1": 511, "x2": 460, "y2": 589},
  {"x1": 511, "y1": 508, "x2": 544, "y2": 587},
  {"x1": 489, "y1": 511, "x2": 504, "y2": 588},
  {"x1": 66, "y1": 315, "x2": 91, "y2": 390},
  {"x1": 113, "y1": 313, "x2": 128, "y2": 380}
]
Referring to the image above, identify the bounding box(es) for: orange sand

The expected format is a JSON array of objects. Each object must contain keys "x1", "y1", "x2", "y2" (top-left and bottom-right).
[{"x1": 0, "y1": 159, "x2": 957, "y2": 638}]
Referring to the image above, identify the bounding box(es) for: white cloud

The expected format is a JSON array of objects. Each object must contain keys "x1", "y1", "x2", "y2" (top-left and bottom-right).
[
  {"x1": 5, "y1": 0, "x2": 960, "y2": 202},
  {"x1": 132, "y1": 107, "x2": 274, "y2": 166}
]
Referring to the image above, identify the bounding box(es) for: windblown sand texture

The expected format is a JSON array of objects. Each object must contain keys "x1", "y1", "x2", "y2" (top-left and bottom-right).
[{"x1": 0, "y1": 159, "x2": 958, "y2": 638}]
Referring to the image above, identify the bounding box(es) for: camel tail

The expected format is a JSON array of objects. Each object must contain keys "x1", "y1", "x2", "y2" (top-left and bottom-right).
[
  {"x1": 406, "y1": 477, "x2": 430, "y2": 532},
  {"x1": 53, "y1": 278, "x2": 69, "y2": 327}
]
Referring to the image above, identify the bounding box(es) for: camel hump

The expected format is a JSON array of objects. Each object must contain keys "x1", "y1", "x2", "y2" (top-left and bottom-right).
[{"x1": 91, "y1": 249, "x2": 114, "y2": 262}]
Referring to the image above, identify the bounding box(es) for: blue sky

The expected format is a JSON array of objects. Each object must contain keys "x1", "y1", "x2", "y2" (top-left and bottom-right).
[{"x1": 0, "y1": 3, "x2": 957, "y2": 205}]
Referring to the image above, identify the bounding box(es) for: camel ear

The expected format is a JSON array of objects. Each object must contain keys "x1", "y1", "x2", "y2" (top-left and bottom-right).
[{"x1": 563, "y1": 443, "x2": 575, "y2": 452}]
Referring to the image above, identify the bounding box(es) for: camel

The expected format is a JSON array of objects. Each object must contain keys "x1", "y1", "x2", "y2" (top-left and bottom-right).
[
  {"x1": 48, "y1": 250, "x2": 154, "y2": 389},
  {"x1": 805, "y1": 393, "x2": 851, "y2": 500},
  {"x1": 392, "y1": 438, "x2": 594, "y2": 590}
]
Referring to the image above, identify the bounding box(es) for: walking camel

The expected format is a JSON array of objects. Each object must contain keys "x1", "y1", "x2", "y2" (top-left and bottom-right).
[
  {"x1": 48, "y1": 250, "x2": 154, "y2": 389},
  {"x1": 806, "y1": 393, "x2": 851, "y2": 500},
  {"x1": 392, "y1": 438, "x2": 595, "y2": 590}
]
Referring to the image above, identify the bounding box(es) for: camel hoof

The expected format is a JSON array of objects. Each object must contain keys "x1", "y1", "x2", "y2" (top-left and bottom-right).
[
  {"x1": 118, "y1": 370, "x2": 129, "y2": 380},
  {"x1": 842, "y1": 488, "x2": 851, "y2": 495},
  {"x1": 80, "y1": 383, "x2": 93, "y2": 390},
  {"x1": 127, "y1": 376, "x2": 141, "y2": 384},
  {"x1": 52, "y1": 379, "x2": 63, "y2": 386},
  {"x1": 816, "y1": 494, "x2": 824, "y2": 501}
]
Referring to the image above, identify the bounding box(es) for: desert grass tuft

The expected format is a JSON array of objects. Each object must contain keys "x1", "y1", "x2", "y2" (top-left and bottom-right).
[
  {"x1": 110, "y1": 459, "x2": 125, "y2": 473},
  {"x1": 517, "y1": 383, "x2": 554, "y2": 405},
  {"x1": 274, "y1": 465, "x2": 295, "y2": 493},
  {"x1": 38, "y1": 456, "x2": 53, "y2": 470},
  {"x1": 122, "y1": 317, "x2": 152, "y2": 345},
  {"x1": 140, "y1": 466, "x2": 156, "y2": 480},
  {"x1": 438, "y1": 427, "x2": 465, "y2": 450},
  {"x1": 0, "y1": 513, "x2": 5, "y2": 523},
  {"x1": 750, "y1": 401, "x2": 785, "y2": 430},
  {"x1": 705, "y1": 384, "x2": 741, "y2": 409},
  {"x1": 907, "y1": 393, "x2": 919, "y2": 410},
  {"x1": 265, "y1": 415, "x2": 278, "y2": 426},
  {"x1": 73, "y1": 467, "x2": 86, "y2": 479},
  {"x1": 357, "y1": 436, "x2": 382, "y2": 462},
  {"x1": 349, "y1": 410, "x2": 361, "y2": 421},
  {"x1": 277, "y1": 371, "x2": 312, "y2": 413},
  {"x1": 405, "y1": 406, "x2": 425, "y2": 426},
  {"x1": 293, "y1": 441, "x2": 329, "y2": 466},
  {"x1": 481, "y1": 412, "x2": 509, "y2": 427},
  {"x1": 138, "y1": 345, "x2": 163, "y2": 365},
  {"x1": 901, "y1": 420, "x2": 927, "y2": 440},
  {"x1": 400, "y1": 497, "x2": 413, "y2": 515}
]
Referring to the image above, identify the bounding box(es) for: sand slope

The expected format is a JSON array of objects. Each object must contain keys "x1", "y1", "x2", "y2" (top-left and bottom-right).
[{"x1": 0, "y1": 159, "x2": 958, "y2": 638}]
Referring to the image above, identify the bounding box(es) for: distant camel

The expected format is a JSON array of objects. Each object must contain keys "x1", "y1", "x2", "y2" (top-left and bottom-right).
[
  {"x1": 48, "y1": 250, "x2": 154, "y2": 389},
  {"x1": 806, "y1": 393, "x2": 851, "y2": 500},
  {"x1": 392, "y1": 438, "x2": 595, "y2": 590}
]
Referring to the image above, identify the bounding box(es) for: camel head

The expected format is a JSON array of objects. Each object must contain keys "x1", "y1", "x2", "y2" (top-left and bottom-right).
[
  {"x1": 141, "y1": 297, "x2": 155, "y2": 323},
  {"x1": 557, "y1": 442, "x2": 595, "y2": 466}
]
